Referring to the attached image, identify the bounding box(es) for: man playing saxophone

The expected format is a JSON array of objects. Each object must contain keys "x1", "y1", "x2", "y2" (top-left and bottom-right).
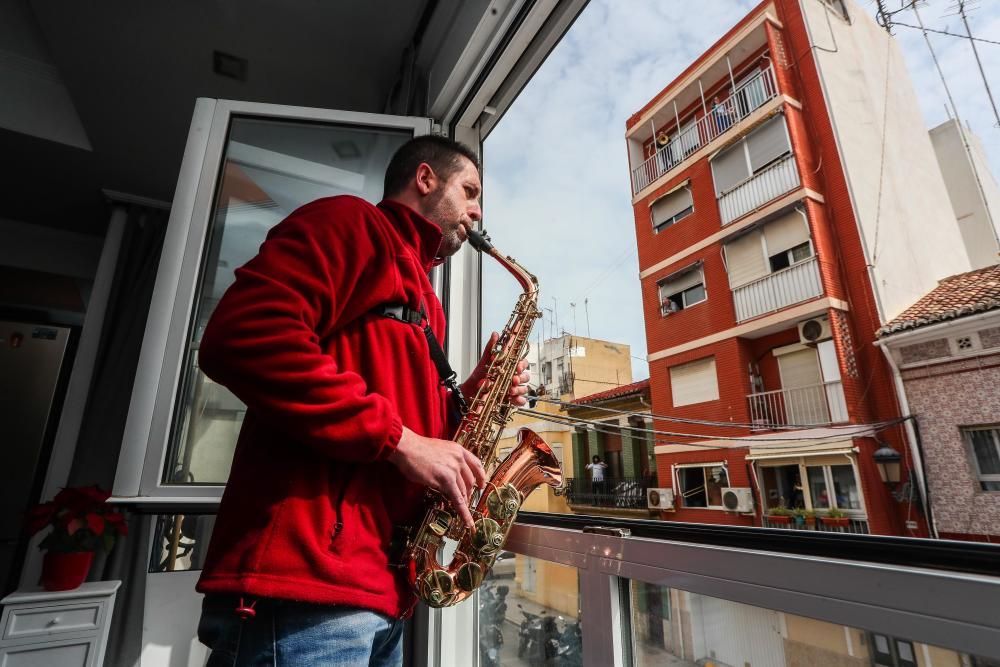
[{"x1": 195, "y1": 135, "x2": 530, "y2": 667}]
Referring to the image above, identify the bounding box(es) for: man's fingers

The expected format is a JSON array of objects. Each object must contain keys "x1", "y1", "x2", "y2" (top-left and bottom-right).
[
  {"x1": 446, "y1": 478, "x2": 475, "y2": 529},
  {"x1": 463, "y1": 448, "x2": 487, "y2": 487}
]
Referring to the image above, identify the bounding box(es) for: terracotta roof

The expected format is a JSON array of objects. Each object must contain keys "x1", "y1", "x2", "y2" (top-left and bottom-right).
[
  {"x1": 573, "y1": 379, "x2": 650, "y2": 405},
  {"x1": 877, "y1": 263, "x2": 1000, "y2": 336}
]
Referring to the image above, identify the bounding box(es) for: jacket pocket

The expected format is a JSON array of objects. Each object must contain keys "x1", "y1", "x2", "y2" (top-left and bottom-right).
[{"x1": 328, "y1": 464, "x2": 354, "y2": 550}]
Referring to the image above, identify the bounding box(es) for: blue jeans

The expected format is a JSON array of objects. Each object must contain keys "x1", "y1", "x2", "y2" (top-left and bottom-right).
[{"x1": 198, "y1": 596, "x2": 404, "y2": 666}]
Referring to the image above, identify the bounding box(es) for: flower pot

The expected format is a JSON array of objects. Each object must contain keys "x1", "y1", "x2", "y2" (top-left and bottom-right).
[
  {"x1": 767, "y1": 515, "x2": 792, "y2": 525},
  {"x1": 40, "y1": 551, "x2": 94, "y2": 591},
  {"x1": 804, "y1": 517, "x2": 817, "y2": 527},
  {"x1": 822, "y1": 517, "x2": 850, "y2": 528}
]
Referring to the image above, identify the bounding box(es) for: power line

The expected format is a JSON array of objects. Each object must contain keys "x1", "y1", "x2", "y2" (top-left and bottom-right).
[
  {"x1": 954, "y1": 0, "x2": 1000, "y2": 129},
  {"x1": 890, "y1": 19, "x2": 1000, "y2": 46},
  {"x1": 534, "y1": 395, "x2": 904, "y2": 432}
]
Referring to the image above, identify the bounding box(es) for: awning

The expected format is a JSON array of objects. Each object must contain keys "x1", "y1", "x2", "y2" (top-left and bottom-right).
[{"x1": 746, "y1": 439, "x2": 857, "y2": 461}]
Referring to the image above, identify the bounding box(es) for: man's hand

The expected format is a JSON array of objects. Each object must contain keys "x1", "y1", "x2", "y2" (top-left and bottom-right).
[
  {"x1": 461, "y1": 332, "x2": 532, "y2": 406},
  {"x1": 388, "y1": 426, "x2": 487, "y2": 529}
]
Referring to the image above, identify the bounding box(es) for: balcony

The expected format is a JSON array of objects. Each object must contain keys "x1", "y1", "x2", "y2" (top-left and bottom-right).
[
  {"x1": 748, "y1": 380, "x2": 849, "y2": 428},
  {"x1": 732, "y1": 255, "x2": 822, "y2": 322},
  {"x1": 631, "y1": 65, "x2": 778, "y2": 194},
  {"x1": 563, "y1": 476, "x2": 656, "y2": 509},
  {"x1": 762, "y1": 516, "x2": 870, "y2": 534},
  {"x1": 718, "y1": 152, "x2": 800, "y2": 225}
]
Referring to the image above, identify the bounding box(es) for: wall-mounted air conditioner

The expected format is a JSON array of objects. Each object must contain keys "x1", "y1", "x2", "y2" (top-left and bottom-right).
[
  {"x1": 647, "y1": 487, "x2": 675, "y2": 510},
  {"x1": 722, "y1": 487, "x2": 754, "y2": 513},
  {"x1": 798, "y1": 316, "x2": 832, "y2": 344}
]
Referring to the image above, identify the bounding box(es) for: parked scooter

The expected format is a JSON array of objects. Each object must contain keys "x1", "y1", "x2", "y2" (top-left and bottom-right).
[{"x1": 478, "y1": 584, "x2": 509, "y2": 667}]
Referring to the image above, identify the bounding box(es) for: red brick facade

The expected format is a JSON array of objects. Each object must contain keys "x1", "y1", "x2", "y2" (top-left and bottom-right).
[{"x1": 628, "y1": 0, "x2": 926, "y2": 536}]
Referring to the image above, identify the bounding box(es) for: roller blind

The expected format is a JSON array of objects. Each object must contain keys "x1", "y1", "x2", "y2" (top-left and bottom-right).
[
  {"x1": 777, "y1": 348, "x2": 823, "y2": 388},
  {"x1": 724, "y1": 229, "x2": 767, "y2": 288},
  {"x1": 651, "y1": 187, "x2": 693, "y2": 228},
  {"x1": 711, "y1": 142, "x2": 750, "y2": 195},
  {"x1": 763, "y1": 210, "x2": 810, "y2": 255},
  {"x1": 747, "y1": 115, "x2": 790, "y2": 172},
  {"x1": 670, "y1": 357, "x2": 719, "y2": 407},
  {"x1": 658, "y1": 265, "x2": 704, "y2": 298}
]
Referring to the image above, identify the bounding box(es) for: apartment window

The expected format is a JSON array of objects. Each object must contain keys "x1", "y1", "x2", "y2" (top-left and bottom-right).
[
  {"x1": 769, "y1": 241, "x2": 812, "y2": 271},
  {"x1": 669, "y1": 357, "x2": 719, "y2": 407},
  {"x1": 650, "y1": 186, "x2": 693, "y2": 233},
  {"x1": 711, "y1": 114, "x2": 791, "y2": 195},
  {"x1": 871, "y1": 633, "x2": 918, "y2": 667},
  {"x1": 964, "y1": 427, "x2": 1000, "y2": 491},
  {"x1": 676, "y1": 464, "x2": 729, "y2": 508},
  {"x1": 761, "y1": 463, "x2": 861, "y2": 511},
  {"x1": 658, "y1": 265, "x2": 706, "y2": 315},
  {"x1": 724, "y1": 209, "x2": 812, "y2": 287}
]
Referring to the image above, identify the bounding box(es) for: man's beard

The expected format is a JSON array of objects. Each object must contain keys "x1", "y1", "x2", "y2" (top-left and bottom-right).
[{"x1": 424, "y1": 191, "x2": 464, "y2": 257}]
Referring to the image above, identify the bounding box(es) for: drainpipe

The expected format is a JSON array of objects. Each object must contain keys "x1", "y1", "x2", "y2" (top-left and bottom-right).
[{"x1": 875, "y1": 341, "x2": 940, "y2": 539}]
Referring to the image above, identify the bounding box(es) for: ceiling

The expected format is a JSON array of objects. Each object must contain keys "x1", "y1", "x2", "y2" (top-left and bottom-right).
[{"x1": 1, "y1": 0, "x2": 467, "y2": 236}]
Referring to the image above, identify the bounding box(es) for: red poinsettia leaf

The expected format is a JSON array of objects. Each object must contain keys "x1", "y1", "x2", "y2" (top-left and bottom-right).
[
  {"x1": 25, "y1": 503, "x2": 56, "y2": 535},
  {"x1": 66, "y1": 518, "x2": 84, "y2": 535},
  {"x1": 85, "y1": 513, "x2": 105, "y2": 536}
]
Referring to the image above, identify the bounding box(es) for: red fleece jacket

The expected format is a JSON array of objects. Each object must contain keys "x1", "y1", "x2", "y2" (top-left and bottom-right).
[{"x1": 195, "y1": 196, "x2": 451, "y2": 618}]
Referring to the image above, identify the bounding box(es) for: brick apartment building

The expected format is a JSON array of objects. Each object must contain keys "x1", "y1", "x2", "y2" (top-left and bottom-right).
[{"x1": 623, "y1": 0, "x2": 993, "y2": 536}]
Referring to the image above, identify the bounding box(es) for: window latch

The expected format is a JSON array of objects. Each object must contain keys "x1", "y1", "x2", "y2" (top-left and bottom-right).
[{"x1": 582, "y1": 526, "x2": 631, "y2": 538}]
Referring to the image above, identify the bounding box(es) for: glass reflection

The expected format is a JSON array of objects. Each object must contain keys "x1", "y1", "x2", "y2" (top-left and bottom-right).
[
  {"x1": 628, "y1": 580, "x2": 997, "y2": 667},
  {"x1": 163, "y1": 117, "x2": 412, "y2": 485},
  {"x1": 480, "y1": 553, "x2": 582, "y2": 667},
  {"x1": 149, "y1": 514, "x2": 216, "y2": 572}
]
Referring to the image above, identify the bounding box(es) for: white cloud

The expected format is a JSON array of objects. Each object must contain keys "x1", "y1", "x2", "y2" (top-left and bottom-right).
[{"x1": 481, "y1": 0, "x2": 1000, "y2": 386}]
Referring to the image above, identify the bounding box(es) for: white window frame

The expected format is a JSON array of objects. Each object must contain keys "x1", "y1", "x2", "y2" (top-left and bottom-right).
[
  {"x1": 673, "y1": 462, "x2": 730, "y2": 509},
  {"x1": 658, "y1": 268, "x2": 707, "y2": 317},
  {"x1": 963, "y1": 426, "x2": 1000, "y2": 492},
  {"x1": 757, "y1": 457, "x2": 867, "y2": 515},
  {"x1": 112, "y1": 99, "x2": 433, "y2": 504},
  {"x1": 650, "y1": 186, "x2": 694, "y2": 234},
  {"x1": 711, "y1": 113, "x2": 792, "y2": 196}
]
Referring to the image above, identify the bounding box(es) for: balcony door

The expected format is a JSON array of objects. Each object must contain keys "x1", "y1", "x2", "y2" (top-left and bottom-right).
[{"x1": 776, "y1": 346, "x2": 829, "y2": 426}]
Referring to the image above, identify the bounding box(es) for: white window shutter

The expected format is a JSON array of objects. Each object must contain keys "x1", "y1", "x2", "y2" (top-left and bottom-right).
[
  {"x1": 746, "y1": 115, "x2": 791, "y2": 171},
  {"x1": 724, "y1": 229, "x2": 767, "y2": 287},
  {"x1": 670, "y1": 357, "x2": 719, "y2": 407},
  {"x1": 651, "y1": 188, "x2": 693, "y2": 227},
  {"x1": 763, "y1": 210, "x2": 810, "y2": 256},
  {"x1": 658, "y1": 266, "x2": 704, "y2": 298},
  {"x1": 776, "y1": 348, "x2": 823, "y2": 388},
  {"x1": 711, "y1": 141, "x2": 750, "y2": 195}
]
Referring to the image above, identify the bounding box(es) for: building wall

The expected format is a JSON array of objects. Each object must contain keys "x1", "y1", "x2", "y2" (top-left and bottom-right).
[
  {"x1": 929, "y1": 118, "x2": 1000, "y2": 269},
  {"x1": 798, "y1": 0, "x2": 972, "y2": 321},
  {"x1": 901, "y1": 351, "x2": 1000, "y2": 540}
]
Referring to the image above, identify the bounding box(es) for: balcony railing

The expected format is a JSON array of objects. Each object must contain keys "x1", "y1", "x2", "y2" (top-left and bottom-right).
[
  {"x1": 732, "y1": 255, "x2": 822, "y2": 322},
  {"x1": 718, "y1": 152, "x2": 800, "y2": 224},
  {"x1": 631, "y1": 65, "x2": 777, "y2": 194},
  {"x1": 563, "y1": 476, "x2": 657, "y2": 509},
  {"x1": 748, "y1": 380, "x2": 848, "y2": 428},
  {"x1": 763, "y1": 516, "x2": 870, "y2": 534}
]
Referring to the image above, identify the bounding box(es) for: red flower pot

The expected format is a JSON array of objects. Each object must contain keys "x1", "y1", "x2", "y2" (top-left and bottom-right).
[
  {"x1": 822, "y1": 517, "x2": 850, "y2": 527},
  {"x1": 767, "y1": 515, "x2": 792, "y2": 525},
  {"x1": 40, "y1": 551, "x2": 94, "y2": 591}
]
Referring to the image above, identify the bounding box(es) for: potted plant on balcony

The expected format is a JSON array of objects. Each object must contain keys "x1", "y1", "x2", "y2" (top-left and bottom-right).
[
  {"x1": 793, "y1": 509, "x2": 817, "y2": 528},
  {"x1": 26, "y1": 486, "x2": 128, "y2": 591},
  {"x1": 766, "y1": 507, "x2": 793, "y2": 525},
  {"x1": 820, "y1": 507, "x2": 850, "y2": 528}
]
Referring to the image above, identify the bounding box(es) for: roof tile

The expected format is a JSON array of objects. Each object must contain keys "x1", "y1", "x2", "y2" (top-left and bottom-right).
[{"x1": 877, "y1": 263, "x2": 1000, "y2": 336}]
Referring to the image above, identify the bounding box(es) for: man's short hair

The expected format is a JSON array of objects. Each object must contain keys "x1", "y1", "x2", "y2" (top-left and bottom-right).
[{"x1": 383, "y1": 135, "x2": 480, "y2": 197}]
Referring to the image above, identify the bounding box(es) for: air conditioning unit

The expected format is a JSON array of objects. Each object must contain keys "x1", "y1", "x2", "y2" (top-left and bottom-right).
[
  {"x1": 721, "y1": 487, "x2": 754, "y2": 513},
  {"x1": 798, "y1": 316, "x2": 832, "y2": 344},
  {"x1": 646, "y1": 487, "x2": 675, "y2": 510}
]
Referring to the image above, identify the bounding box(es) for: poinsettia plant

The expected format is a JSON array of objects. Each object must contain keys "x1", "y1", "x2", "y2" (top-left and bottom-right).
[{"x1": 25, "y1": 486, "x2": 128, "y2": 553}]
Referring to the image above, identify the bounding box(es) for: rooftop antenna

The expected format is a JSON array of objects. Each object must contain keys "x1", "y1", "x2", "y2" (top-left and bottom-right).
[
  {"x1": 584, "y1": 298, "x2": 591, "y2": 338},
  {"x1": 952, "y1": 0, "x2": 1000, "y2": 129},
  {"x1": 570, "y1": 302, "x2": 578, "y2": 335}
]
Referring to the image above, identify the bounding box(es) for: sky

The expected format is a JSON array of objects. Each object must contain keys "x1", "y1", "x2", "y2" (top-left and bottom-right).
[{"x1": 479, "y1": 0, "x2": 1000, "y2": 384}]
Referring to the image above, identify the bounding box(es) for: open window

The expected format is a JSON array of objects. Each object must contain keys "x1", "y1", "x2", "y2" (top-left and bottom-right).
[{"x1": 658, "y1": 263, "x2": 706, "y2": 316}]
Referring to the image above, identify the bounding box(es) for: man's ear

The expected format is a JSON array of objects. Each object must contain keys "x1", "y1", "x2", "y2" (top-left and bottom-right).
[{"x1": 415, "y1": 163, "x2": 438, "y2": 196}]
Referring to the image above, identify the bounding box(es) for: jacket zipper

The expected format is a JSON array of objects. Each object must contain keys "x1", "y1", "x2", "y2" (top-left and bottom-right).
[{"x1": 331, "y1": 466, "x2": 353, "y2": 543}]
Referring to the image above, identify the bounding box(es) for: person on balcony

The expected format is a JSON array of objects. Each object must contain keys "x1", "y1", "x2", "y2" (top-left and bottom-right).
[
  {"x1": 712, "y1": 95, "x2": 733, "y2": 134},
  {"x1": 193, "y1": 135, "x2": 530, "y2": 666},
  {"x1": 586, "y1": 455, "x2": 609, "y2": 502}
]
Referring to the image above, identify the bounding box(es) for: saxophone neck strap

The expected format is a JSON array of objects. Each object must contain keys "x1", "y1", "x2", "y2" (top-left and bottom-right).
[{"x1": 373, "y1": 301, "x2": 469, "y2": 421}]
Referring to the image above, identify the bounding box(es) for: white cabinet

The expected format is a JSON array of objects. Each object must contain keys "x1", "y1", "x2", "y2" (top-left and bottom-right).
[{"x1": 0, "y1": 581, "x2": 120, "y2": 667}]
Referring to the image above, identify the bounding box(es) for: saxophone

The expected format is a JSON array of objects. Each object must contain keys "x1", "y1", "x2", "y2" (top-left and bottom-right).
[{"x1": 403, "y1": 228, "x2": 563, "y2": 608}]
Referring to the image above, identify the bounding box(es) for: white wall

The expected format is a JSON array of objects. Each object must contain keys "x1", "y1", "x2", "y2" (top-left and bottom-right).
[
  {"x1": 801, "y1": 0, "x2": 972, "y2": 321},
  {"x1": 0, "y1": 217, "x2": 102, "y2": 280},
  {"x1": 929, "y1": 118, "x2": 1000, "y2": 269}
]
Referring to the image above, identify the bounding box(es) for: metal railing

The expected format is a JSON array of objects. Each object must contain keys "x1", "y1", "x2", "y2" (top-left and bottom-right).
[
  {"x1": 762, "y1": 516, "x2": 870, "y2": 534},
  {"x1": 563, "y1": 476, "x2": 657, "y2": 509},
  {"x1": 732, "y1": 255, "x2": 822, "y2": 322},
  {"x1": 748, "y1": 380, "x2": 848, "y2": 428},
  {"x1": 631, "y1": 65, "x2": 777, "y2": 194},
  {"x1": 718, "y1": 152, "x2": 800, "y2": 224}
]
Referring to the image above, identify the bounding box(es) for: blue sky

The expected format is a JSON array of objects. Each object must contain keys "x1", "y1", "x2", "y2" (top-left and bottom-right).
[{"x1": 481, "y1": 0, "x2": 1000, "y2": 383}]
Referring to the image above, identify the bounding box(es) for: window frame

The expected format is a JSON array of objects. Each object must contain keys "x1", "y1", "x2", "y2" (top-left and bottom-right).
[
  {"x1": 673, "y1": 462, "x2": 730, "y2": 509},
  {"x1": 658, "y1": 269, "x2": 707, "y2": 316},
  {"x1": 963, "y1": 426, "x2": 1000, "y2": 492},
  {"x1": 757, "y1": 457, "x2": 866, "y2": 514},
  {"x1": 711, "y1": 113, "x2": 793, "y2": 196}
]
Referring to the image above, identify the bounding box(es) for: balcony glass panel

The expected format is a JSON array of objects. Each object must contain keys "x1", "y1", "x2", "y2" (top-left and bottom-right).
[
  {"x1": 479, "y1": 555, "x2": 582, "y2": 667},
  {"x1": 628, "y1": 581, "x2": 996, "y2": 667}
]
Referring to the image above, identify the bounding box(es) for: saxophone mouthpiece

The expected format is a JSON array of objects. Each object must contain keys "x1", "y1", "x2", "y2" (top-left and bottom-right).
[{"x1": 467, "y1": 228, "x2": 494, "y2": 253}]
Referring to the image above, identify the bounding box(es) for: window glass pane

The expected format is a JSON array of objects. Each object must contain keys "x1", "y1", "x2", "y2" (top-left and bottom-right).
[
  {"x1": 479, "y1": 555, "x2": 582, "y2": 666},
  {"x1": 970, "y1": 429, "x2": 1000, "y2": 475},
  {"x1": 807, "y1": 466, "x2": 830, "y2": 509},
  {"x1": 682, "y1": 282, "x2": 706, "y2": 306},
  {"x1": 706, "y1": 465, "x2": 729, "y2": 506},
  {"x1": 830, "y1": 464, "x2": 862, "y2": 510},
  {"x1": 149, "y1": 514, "x2": 216, "y2": 572},
  {"x1": 679, "y1": 467, "x2": 708, "y2": 507},
  {"x1": 790, "y1": 241, "x2": 813, "y2": 262},
  {"x1": 628, "y1": 582, "x2": 992, "y2": 667},
  {"x1": 163, "y1": 118, "x2": 413, "y2": 485}
]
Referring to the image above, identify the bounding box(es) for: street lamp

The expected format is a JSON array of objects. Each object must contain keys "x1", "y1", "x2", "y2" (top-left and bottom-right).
[{"x1": 873, "y1": 444, "x2": 902, "y2": 485}]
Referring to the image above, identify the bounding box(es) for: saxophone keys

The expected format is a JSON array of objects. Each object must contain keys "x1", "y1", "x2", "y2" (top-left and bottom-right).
[
  {"x1": 471, "y1": 517, "x2": 503, "y2": 557},
  {"x1": 456, "y1": 562, "x2": 484, "y2": 592}
]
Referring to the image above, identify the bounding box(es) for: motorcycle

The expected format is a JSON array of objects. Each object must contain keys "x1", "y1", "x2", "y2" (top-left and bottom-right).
[{"x1": 479, "y1": 584, "x2": 509, "y2": 667}]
